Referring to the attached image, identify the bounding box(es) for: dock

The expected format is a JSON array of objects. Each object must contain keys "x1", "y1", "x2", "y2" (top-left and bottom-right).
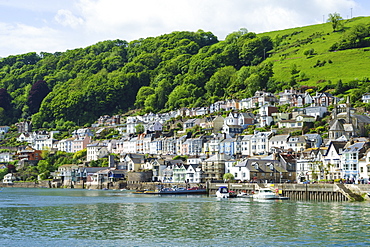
[{"x1": 207, "y1": 183, "x2": 370, "y2": 202}]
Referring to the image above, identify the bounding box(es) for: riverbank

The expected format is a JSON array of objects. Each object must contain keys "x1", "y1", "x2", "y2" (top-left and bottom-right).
[{"x1": 2, "y1": 181, "x2": 370, "y2": 201}]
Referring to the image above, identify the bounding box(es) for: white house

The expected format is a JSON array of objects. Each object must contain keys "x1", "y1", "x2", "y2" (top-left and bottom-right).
[
  {"x1": 86, "y1": 142, "x2": 109, "y2": 162},
  {"x1": 57, "y1": 137, "x2": 75, "y2": 153},
  {"x1": 3, "y1": 173, "x2": 16, "y2": 184},
  {"x1": 186, "y1": 164, "x2": 203, "y2": 183},
  {"x1": 286, "y1": 135, "x2": 307, "y2": 152},
  {"x1": 146, "y1": 121, "x2": 162, "y2": 133},
  {"x1": 303, "y1": 106, "x2": 328, "y2": 119},
  {"x1": 362, "y1": 93, "x2": 370, "y2": 104},
  {"x1": 0, "y1": 152, "x2": 13, "y2": 162},
  {"x1": 241, "y1": 135, "x2": 253, "y2": 156},
  {"x1": 359, "y1": 149, "x2": 370, "y2": 182},
  {"x1": 340, "y1": 142, "x2": 366, "y2": 183},
  {"x1": 269, "y1": 134, "x2": 289, "y2": 152},
  {"x1": 250, "y1": 131, "x2": 273, "y2": 155}
]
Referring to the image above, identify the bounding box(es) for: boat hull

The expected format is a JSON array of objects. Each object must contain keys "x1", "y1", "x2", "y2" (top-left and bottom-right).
[{"x1": 133, "y1": 189, "x2": 207, "y2": 195}]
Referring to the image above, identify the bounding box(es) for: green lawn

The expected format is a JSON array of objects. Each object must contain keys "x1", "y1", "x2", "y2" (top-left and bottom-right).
[{"x1": 259, "y1": 16, "x2": 370, "y2": 86}]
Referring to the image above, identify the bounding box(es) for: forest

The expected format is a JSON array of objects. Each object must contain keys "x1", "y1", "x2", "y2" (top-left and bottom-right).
[{"x1": 0, "y1": 16, "x2": 369, "y2": 128}]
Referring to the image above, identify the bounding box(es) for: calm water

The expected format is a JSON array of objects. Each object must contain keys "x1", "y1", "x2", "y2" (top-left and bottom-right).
[{"x1": 0, "y1": 188, "x2": 369, "y2": 247}]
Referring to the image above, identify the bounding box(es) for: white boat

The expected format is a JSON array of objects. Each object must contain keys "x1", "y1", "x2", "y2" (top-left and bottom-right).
[
  {"x1": 216, "y1": 186, "x2": 230, "y2": 198},
  {"x1": 237, "y1": 191, "x2": 251, "y2": 198},
  {"x1": 252, "y1": 188, "x2": 280, "y2": 200}
]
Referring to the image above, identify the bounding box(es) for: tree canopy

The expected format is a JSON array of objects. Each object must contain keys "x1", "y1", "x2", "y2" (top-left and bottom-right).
[{"x1": 0, "y1": 19, "x2": 369, "y2": 127}]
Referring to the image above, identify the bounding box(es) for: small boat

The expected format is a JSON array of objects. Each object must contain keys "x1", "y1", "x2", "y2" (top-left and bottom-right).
[
  {"x1": 252, "y1": 188, "x2": 289, "y2": 200},
  {"x1": 216, "y1": 186, "x2": 237, "y2": 198},
  {"x1": 216, "y1": 186, "x2": 229, "y2": 198},
  {"x1": 237, "y1": 191, "x2": 251, "y2": 198},
  {"x1": 133, "y1": 186, "x2": 207, "y2": 195}
]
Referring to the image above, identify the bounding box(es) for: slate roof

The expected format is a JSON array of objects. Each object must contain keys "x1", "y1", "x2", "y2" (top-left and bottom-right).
[{"x1": 329, "y1": 119, "x2": 344, "y2": 131}]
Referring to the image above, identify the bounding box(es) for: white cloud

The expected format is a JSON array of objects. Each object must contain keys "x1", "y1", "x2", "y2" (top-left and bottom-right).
[
  {"x1": 0, "y1": 0, "x2": 365, "y2": 57},
  {"x1": 0, "y1": 22, "x2": 66, "y2": 56},
  {"x1": 55, "y1": 9, "x2": 84, "y2": 28},
  {"x1": 73, "y1": 0, "x2": 359, "y2": 42}
]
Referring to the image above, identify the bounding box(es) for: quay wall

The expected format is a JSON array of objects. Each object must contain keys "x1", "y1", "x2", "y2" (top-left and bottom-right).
[
  {"x1": 3, "y1": 181, "x2": 370, "y2": 201},
  {"x1": 207, "y1": 183, "x2": 370, "y2": 201},
  {"x1": 1, "y1": 180, "x2": 50, "y2": 188}
]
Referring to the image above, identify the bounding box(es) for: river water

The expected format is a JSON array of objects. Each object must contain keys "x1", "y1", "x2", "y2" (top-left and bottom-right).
[{"x1": 0, "y1": 188, "x2": 369, "y2": 247}]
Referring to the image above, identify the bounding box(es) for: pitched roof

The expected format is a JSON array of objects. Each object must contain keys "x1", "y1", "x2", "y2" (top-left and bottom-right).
[{"x1": 329, "y1": 119, "x2": 344, "y2": 131}]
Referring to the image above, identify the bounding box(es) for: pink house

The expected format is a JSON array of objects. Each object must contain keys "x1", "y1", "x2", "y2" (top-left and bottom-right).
[{"x1": 72, "y1": 135, "x2": 91, "y2": 153}]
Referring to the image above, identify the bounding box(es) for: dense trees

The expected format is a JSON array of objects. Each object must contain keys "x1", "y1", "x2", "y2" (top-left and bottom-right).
[
  {"x1": 27, "y1": 80, "x2": 50, "y2": 115},
  {"x1": 0, "y1": 22, "x2": 369, "y2": 128},
  {"x1": 0, "y1": 29, "x2": 295, "y2": 126},
  {"x1": 330, "y1": 22, "x2": 370, "y2": 50}
]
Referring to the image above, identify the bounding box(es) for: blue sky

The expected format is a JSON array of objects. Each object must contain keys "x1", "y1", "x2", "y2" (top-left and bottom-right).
[{"x1": 0, "y1": 0, "x2": 368, "y2": 57}]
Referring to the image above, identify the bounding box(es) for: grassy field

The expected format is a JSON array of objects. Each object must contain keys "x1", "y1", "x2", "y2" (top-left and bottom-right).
[{"x1": 259, "y1": 16, "x2": 370, "y2": 87}]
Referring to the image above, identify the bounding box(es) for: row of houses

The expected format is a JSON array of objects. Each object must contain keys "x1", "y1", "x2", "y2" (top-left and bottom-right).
[
  {"x1": 93, "y1": 89, "x2": 337, "y2": 129},
  {"x1": 16, "y1": 104, "x2": 328, "y2": 154},
  {"x1": 5, "y1": 131, "x2": 370, "y2": 186},
  {"x1": 13, "y1": 100, "x2": 370, "y2": 165},
  {"x1": 43, "y1": 137, "x2": 370, "y2": 187}
]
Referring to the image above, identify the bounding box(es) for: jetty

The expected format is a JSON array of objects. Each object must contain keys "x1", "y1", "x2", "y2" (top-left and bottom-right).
[{"x1": 207, "y1": 182, "x2": 370, "y2": 202}]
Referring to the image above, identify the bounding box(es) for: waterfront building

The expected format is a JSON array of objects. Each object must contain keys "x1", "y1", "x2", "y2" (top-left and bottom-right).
[
  {"x1": 186, "y1": 164, "x2": 203, "y2": 183},
  {"x1": 358, "y1": 149, "x2": 370, "y2": 182},
  {"x1": 323, "y1": 141, "x2": 347, "y2": 180},
  {"x1": 340, "y1": 142, "x2": 367, "y2": 183},
  {"x1": 235, "y1": 157, "x2": 284, "y2": 183},
  {"x1": 202, "y1": 153, "x2": 232, "y2": 182},
  {"x1": 121, "y1": 153, "x2": 145, "y2": 172},
  {"x1": 172, "y1": 164, "x2": 188, "y2": 183}
]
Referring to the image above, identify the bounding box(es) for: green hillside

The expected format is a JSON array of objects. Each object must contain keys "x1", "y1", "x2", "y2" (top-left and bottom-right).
[
  {"x1": 0, "y1": 16, "x2": 369, "y2": 128},
  {"x1": 261, "y1": 16, "x2": 370, "y2": 86}
]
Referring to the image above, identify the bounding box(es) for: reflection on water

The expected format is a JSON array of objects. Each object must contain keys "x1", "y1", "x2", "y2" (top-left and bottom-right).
[{"x1": 0, "y1": 188, "x2": 369, "y2": 247}]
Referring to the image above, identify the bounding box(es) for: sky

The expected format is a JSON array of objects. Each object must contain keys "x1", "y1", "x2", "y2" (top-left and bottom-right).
[{"x1": 0, "y1": 0, "x2": 369, "y2": 58}]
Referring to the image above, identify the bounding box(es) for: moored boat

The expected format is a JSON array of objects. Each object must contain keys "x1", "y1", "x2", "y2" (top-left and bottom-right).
[
  {"x1": 237, "y1": 191, "x2": 251, "y2": 198},
  {"x1": 216, "y1": 186, "x2": 229, "y2": 198},
  {"x1": 216, "y1": 186, "x2": 237, "y2": 198},
  {"x1": 252, "y1": 188, "x2": 289, "y2": 200},
  {"x1": 133, "y1": 186, "x2": 207, "y2": 195}
]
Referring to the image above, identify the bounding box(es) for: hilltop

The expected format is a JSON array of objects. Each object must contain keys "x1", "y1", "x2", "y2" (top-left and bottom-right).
[
  {"x1": 260, "y1": 16, "x2": 370, "y2": 86},
  {"x1": 0, "y1": 16, "x2": 368, "y2": 128}
]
